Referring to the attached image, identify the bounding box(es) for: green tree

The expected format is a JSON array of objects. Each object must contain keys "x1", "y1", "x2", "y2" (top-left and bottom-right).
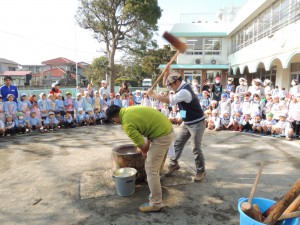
[
  {"x1": 83, "y1": 56, "x2": 109, "y2": 87},
  {"x1": 138, "y1": 45, "x2": 175, "y2": 86},
  {"x1": 76, "y1": 0, "x2": 162, "y2": 92}
]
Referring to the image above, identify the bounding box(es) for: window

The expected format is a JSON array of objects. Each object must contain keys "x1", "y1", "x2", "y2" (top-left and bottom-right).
[{"x1": 185, "y1": 37, "x2": 221, "y2": 55}]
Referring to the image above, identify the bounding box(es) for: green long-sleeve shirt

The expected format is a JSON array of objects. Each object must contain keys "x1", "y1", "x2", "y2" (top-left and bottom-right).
[{"x1": 120, "y1": 106, "x2": 173, "y2": 147}]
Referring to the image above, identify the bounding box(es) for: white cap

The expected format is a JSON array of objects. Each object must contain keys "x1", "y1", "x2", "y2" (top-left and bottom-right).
[
  {"x1": 77, "y1": 93, "x2": 82, "y2": 96},
  {"x1": 78, "y1": 108, "x2": 83, "y2": 111},
  {"x1": 101, "y1": 80, "x2": 107, "y2": 84},
  {"x1": 136, "y1": 90, "x2": 141, "y2": 93},
  {"x1": 21, "y1": 93, "x2": 27, "y2": 97},
  {"x1": 279, "y1": 112, "x2": 287, "y2": 117}
]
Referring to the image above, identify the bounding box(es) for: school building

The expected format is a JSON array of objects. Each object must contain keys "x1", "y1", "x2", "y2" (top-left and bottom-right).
[{"x1": 160, "y1": 0, "x2": 300, "y2": 91}]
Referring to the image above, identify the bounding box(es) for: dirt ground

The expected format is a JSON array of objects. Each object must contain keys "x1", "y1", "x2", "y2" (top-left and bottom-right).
[{"x1": 0, "y1": 125, "x2": 299, "y2": 225}]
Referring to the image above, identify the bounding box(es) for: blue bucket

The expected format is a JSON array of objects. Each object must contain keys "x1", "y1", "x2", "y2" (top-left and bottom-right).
[{"x1": 238, "y1": 197, "x2": 299, "y2": 225}]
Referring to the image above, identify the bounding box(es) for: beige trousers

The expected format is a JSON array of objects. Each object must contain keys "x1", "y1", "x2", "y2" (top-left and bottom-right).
[{"x1": 145, "y1": 130, "x2": 175, "y2": 206}]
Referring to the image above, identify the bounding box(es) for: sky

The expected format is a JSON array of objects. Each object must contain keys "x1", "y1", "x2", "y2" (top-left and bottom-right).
[{"x1": 0, "y1": 0, "x2": 247, "y2": 66}]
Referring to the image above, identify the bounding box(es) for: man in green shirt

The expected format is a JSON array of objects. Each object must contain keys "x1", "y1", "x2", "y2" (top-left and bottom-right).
[{"x1": 106, "y1": 105, "x2": 175, "y2": 212}]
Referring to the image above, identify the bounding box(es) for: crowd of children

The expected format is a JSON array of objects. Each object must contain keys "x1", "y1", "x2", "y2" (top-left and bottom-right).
[
  {"x1": 202, "y1": 77, "x2": 300, "y2": 141},
  {"x1": 1, "y1": 77, "x2": 299, "y2": 142}
]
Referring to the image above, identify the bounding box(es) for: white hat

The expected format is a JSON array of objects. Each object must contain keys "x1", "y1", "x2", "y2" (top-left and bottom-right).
[
  {"x1": 6, "y1": 94, "x2": 14, "y2": 99},
  {"x1": 49, "y1": 111, "x2": 55, "y2": 115},
  {"x1": 57, "y1": 93, "x2": 62, "y2": 97},
  {"x1": 21, "y1": 93, "x2": 27, "y2": 97},
  {"x1": 76, "y1": 93, "x2": 82, "y2": 96},
  {"x1": 48, "y1": 93, "x2": 53, "y2": 97},
  {"x1": 78, "y1": 108, "x2": 83, "y2": 111},
  {"x1": 101, "y1": 80, "x2": 107, "y2": 84},
  {"x1": 116, "y1": 93, "x2": 120, "y2": 96},
  {"x1": 279, "y1": 112, "x2": 287, "y2": 118},
  {"x1": 39, "y1": 92, "x2": 46, "y2": 98},
  {"x1": 136, "y1": 90, "x2": 141, "y2": 93},
  {"x1": 212, "y1": 109, "x2": 218, "y2": 114}
]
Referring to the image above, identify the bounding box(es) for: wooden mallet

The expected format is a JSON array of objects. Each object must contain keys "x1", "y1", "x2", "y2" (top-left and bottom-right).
[
  {"x1": 241, "y1": 161, "x2": 265, "y2": 220},
  {"x1": 150, "y1": 32, "x2": 187, "y2": 90}
]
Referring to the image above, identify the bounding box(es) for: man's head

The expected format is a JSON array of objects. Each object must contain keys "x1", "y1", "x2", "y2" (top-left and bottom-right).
[
  {"x1": 167, "y1": 72, "x2": 182, "y2": 91},
  {"x1": 106, "y1": 105, "x2": 121, "y2": 123},
  {"x1": 4, "y1": 76, "x2": 12, "y2": 86},
  {"x1": 101, "y1": 80, "x2": 107, "y2": 88}
]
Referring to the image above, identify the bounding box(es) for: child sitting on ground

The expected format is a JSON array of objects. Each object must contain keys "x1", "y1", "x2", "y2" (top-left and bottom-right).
[
  {"x1": 272, "y1": 112, "x2": 294, "y2": 141},
  {"x1": 261, "y1": 112, "x2": 277, "y2": 136},
  {"x1": 220, "y1": 111, "x2": 233, "y2": 130},
  {"x1": 28, "y1": 111, "x2": 43, "y2": 132},
  {"x1": 55, "y1": 111, "x2": 63, "y2": 128},
  {"x1": 232, "y1": 110, "x2": 243, "y2": 131},
  {"x1": 15, "y1": 112, "x2": 29, "y2": 134},
  {"x1": 207, "y1": 109, "x2": 221, "y2": 131},
  {"x1": 86, "y1": 109, "x2": 96, "y2": 126},
  {"x1": 240, "y1": 112, "x2": 253, "y2": 133},
  {"x1": 252, "y1": 113, "x2": 263, "y2": 134},
  {"x1": 44, "y1": 111, "x2": 59, "y2": 131},
  {"x1": 94, "y1": 108, "x2": 102, "y2": 125},
  {"x1": 63, "y1": 111, "x2": 76, "y2": 128},
  {"x1": 76, "y1": 108, "x2": 86, "y2": 126},
  {"x1": 4, "y1": 115, "x2": 16, "y2": 136}
]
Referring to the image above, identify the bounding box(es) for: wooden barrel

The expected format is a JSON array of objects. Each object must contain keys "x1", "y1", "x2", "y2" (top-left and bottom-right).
[{"x1": 112, "y1": 144, "x2": 146, "y2": 183}]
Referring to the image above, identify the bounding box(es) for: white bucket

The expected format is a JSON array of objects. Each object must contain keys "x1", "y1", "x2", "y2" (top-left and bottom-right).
[{"x1": 112, "y1": 167, "x2": 137, "y2": 197}]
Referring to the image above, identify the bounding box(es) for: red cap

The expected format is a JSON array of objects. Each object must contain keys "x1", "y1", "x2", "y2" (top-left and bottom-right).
[{"x1": 215, "y1": 77, "x2": 221, "y2": 81}]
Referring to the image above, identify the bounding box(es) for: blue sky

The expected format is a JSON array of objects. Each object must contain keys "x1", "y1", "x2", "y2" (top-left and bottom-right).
[{"x1": 0, "y1": 0, "x2": 247, "y2": 65}]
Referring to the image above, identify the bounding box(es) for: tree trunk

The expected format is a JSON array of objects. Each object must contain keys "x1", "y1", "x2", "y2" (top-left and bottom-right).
[{"x1": 108, "y1": 47, "x2": 116, "y2": 93}]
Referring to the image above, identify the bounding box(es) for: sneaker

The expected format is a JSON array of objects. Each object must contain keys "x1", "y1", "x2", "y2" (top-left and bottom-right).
[
  {"x1": 139, "y1": 203, "x2": 163, "y2": 212},
  {"x1": 243, "y1": 129, "x2": 248, "y2": 133},
  {"x1": 194, "y1": 171, "x2": 206, "y2": 183},
  {"x1": 165, "y1": 163, "x2": 180, "y2": 177}
]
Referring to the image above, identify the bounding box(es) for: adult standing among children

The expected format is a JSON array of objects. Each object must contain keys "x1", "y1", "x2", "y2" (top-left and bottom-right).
[
  {"x1": 106, "y1": 105, "x2": 175, "y2": 212},
  {"x1": 211, "y1": 77, "x2": 222, "y2": 101},
  {"x1": 99, "y1": 80, "x2": 110, "y2": 99},
  {"x1": 0, "y1": 76, "x2": 19, "y2": 102},
  {"x1": 49, "y1": 82, "x2": 62, "y2": 100},
  {"x1": 147, "y1": 71, "x2": 206, "y2": 182},
  {"x1": 201, "y1": 79, "x2": 210, "y2": 93},
  {"x1": 119, "y1": 81, "x2": 130, "y2": 96}
]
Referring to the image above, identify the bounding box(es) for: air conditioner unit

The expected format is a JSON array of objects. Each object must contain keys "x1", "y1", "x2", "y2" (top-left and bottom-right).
[
  {"x1": 211, "y1": 59, "x2": 217, "y2": 64},
  {"x1": 195, "y1": 58, "x2": 201, "y2": 64}
]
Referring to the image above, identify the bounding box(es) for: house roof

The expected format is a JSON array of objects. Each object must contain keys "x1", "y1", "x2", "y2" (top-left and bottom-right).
[
  {"x1": 170, "y1": 23, "x2": 228, "y2": 37},
  {"x1": 41, "y1": 57, "x2": 83, "y2": 68},
  {"x1": 36, "y1": 68, "x2": 76, "y2": 79},
  {"x1": 0, "y1": 58, "x2": 19, "y2": 65},
  {"x1": 0, "y1": 71, "x2": 32, "y2": 76}
]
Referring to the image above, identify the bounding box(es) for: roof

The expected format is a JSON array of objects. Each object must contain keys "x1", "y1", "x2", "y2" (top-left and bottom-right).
[
  {"x1": 170, "y1": 23, "x2": 228, "y2": 37},
  {"x1": 0, "y1": 58, "x2": 19, "y2": 65},
  {"x1": 41, "y1": 57, "x2": 82, "y2": 68},
  {"x1": 36, "y1": 68, "x2": 76, "y2": 79},
  {"x1": 159, "y1": 64, "x2": 230, "y2": 70},
  {"x1": 0, "y1": 71, "x2": 32, "y2": 76}
]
